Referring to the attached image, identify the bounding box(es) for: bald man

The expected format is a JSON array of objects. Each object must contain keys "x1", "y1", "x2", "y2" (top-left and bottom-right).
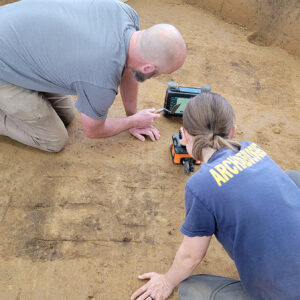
[{"x1": 0, "y1": 0, "x2": 186, "y2": 152}]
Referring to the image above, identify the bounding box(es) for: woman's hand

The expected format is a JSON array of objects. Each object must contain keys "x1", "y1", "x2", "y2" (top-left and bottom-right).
[
  {"x1": 131, "y1": 235, "x2": 211, "y2": 300},
  {"x1": 131, "y1": 272, "x2": 174, "y2": 300}
]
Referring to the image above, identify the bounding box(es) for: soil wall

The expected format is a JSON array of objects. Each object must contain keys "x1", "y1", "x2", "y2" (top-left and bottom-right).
[{"x1": 185, "y1": 0, "x2": 300, "y2": 57}]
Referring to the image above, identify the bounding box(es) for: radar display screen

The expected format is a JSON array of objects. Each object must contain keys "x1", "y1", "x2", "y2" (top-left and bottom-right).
[{"x1": 169, "y1": 97, "x2": 191, "y2": 114}]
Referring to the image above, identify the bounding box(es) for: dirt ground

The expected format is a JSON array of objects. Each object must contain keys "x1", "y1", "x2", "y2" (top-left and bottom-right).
[{"x1": 0, "y1": 0, "x2": 299, "y2": 299}]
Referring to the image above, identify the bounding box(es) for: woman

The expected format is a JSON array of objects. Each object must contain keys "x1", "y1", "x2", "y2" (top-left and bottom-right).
[{"x1": 131, "y1": 93, "x2": 300, "y2": 300}]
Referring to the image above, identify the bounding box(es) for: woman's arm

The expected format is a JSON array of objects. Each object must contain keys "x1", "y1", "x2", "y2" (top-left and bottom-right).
[{"x1": 131, "y1": 235, "x2": 211, "y2": 300}]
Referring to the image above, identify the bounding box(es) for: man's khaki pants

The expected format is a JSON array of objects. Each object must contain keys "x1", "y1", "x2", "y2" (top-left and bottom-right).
[{"x1": 0, "y1": 83, "x2": 76, "y2": 152}]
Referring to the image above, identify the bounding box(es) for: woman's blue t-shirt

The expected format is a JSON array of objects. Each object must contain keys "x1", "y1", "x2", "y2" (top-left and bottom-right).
[{"x1": 181, "y1": 141, "x2": 300, "y2": 300}]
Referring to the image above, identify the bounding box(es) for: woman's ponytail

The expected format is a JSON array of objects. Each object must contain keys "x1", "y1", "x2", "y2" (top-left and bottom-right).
[{"x1": 183, "y1": 93, "x2": 241, "y2": 161}]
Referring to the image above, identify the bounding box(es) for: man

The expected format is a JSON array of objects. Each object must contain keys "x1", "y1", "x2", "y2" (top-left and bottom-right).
[{"x1": 0, "y1": 0, "x2": 186, "y2": 152}]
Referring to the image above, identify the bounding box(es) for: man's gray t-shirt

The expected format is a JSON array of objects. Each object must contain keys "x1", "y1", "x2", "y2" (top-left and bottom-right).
[{"x1": 0, "y1": 0, "x2": 140, "y2": 120}]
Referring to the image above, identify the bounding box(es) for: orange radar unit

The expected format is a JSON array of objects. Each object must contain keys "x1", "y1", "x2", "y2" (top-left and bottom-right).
[{"x1": 170, "y1": 129, "x2": 201, "y2": 174}]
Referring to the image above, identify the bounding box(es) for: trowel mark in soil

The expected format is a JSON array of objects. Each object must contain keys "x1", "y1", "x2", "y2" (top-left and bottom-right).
[
  {"x1": 247, "y1": 32, "x2": 273, "y2": 47},
  {"x1": 21, "y1": 238, "x2": 63, "y2": 262},
  {"x1": 10, "y1": 207, "x2": 57, "y2": 262},
  {"x1": 2, "y1": 201, "x2": 150, "y2": 261}
]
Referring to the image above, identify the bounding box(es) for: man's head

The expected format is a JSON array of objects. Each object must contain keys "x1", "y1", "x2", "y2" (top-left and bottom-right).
[{"x1": 127, "y1": 24, "x2": 186, "y2": 81}]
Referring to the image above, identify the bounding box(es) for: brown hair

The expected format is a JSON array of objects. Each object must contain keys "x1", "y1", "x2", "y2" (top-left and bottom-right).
[{"x1": 183, "y1": 92, "x2": 241, "y2": 161}]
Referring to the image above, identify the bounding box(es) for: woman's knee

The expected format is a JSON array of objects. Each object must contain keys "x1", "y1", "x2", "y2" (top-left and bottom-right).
[
  {"x1": 178, "y1": 274, "x2": 239, "y2": 300},
  {"x1": 286, "y1": 170, "x2": 300, "y2": 188}
]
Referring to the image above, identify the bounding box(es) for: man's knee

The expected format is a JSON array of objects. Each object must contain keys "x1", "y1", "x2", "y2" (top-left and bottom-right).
[
  {"x1": 49, "y1": 121, "x2": 71, "y2": 152},
  {"x1": 39, "y1": 129, "x2": 69, "y2": 152},
  {"x1": 43, "y1": 93, "x2": 76, "y2": 125},
  {"x1": 64, "y1": 101, "x2": 76, "y2": 125}
]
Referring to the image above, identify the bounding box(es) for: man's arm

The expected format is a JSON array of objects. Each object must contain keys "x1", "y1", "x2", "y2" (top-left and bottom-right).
[
  {"x1": 119, "y1": 67, "x2": 161, "y2": 141},
  {"x1": 76, "y1": 71, "x2": 160, "y2": 140},
  {"x1": 120, "y1": 67, "x2": 138, "y2": 117},
  {"x1": 131, "y1": 235, "x2": 211, "y2": 300},
  {"x1": 80, "y1": 110, "x2": 159, "y2": 139}
]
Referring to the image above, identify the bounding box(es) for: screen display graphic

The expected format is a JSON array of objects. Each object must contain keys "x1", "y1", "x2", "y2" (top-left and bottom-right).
[{"x1": 170, "y1": 97, "x2": 190, "y2": 114}]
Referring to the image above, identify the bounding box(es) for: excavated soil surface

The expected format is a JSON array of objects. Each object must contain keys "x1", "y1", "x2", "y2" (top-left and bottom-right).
[{"x1": 0, "y1": 0, "x2": 299, "y2": 299}]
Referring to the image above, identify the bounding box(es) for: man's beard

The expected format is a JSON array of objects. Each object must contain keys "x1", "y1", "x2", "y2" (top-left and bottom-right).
[{"x1": 133, "y1": 70, "x2": 158, "y2": 83}]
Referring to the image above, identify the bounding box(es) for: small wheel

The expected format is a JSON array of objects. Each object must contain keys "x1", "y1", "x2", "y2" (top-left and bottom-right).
[
  {"x1": 189, "y1": 161, "x2": 194, "y2": 172},
  {"x1": 184, "y1": 160, "x2": 190, "y2": 174}
]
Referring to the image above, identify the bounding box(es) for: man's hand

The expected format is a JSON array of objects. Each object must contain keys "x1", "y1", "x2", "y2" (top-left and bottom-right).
[
  {"x1": 131, "y1": 272, "x2": 174, "y2": 300},
  {"x1": 129, "y1": 126, "x2": 160, "y2": 142},
  {"x1": 131, "y1": 109, "x2": 160, "y2": 129}
]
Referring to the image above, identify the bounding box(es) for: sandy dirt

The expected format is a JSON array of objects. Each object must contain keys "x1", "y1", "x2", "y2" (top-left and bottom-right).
[{"x1": 0, "y1": 0, "x2": 299, "y2": 299}]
